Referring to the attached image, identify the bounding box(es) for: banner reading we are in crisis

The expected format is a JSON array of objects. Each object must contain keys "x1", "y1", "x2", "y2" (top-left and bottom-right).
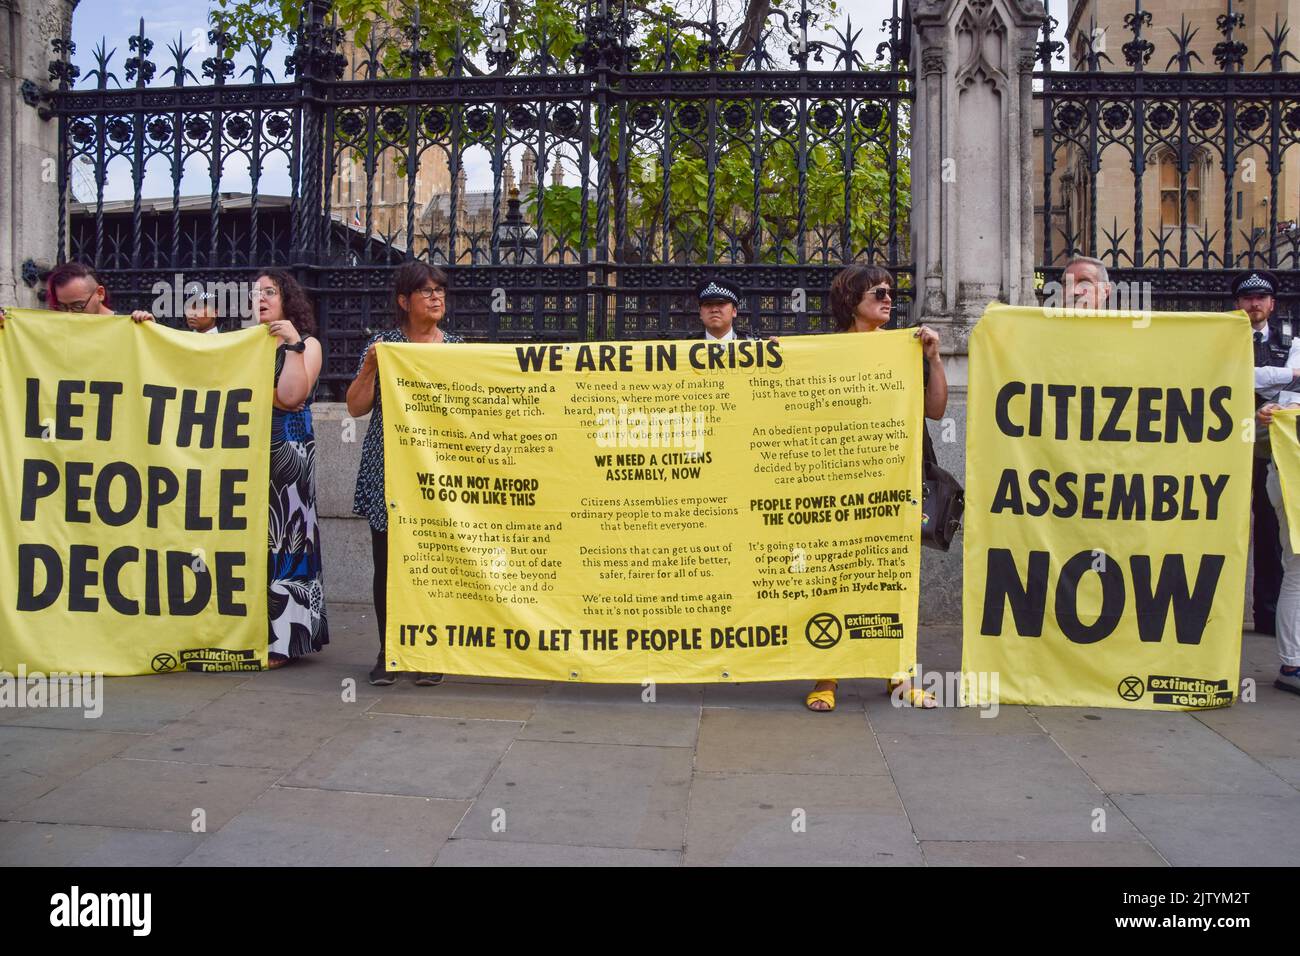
[
  {"x1": 381, "y1": 334, "x2": 924, "y2": 683},
  {"x1": 0, "y1": 310, "x2": 275, "y2": 676}
]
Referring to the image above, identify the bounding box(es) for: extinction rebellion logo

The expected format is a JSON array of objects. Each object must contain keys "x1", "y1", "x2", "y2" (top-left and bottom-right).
[
  {"x1": 804, "y1": 613, "x2": 841, "y2": 649},
  {"x1": 151, "y1": 649, "x2": 261, "y2": 673},
  {"x1": 1116, "y1": 674, "x2": 1233, "y2": 707}
]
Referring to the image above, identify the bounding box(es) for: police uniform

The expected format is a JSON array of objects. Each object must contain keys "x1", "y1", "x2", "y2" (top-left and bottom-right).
[
  {"x1": 695, "y1": 278, "x2": 756, "y2": 340},
  {"x1": 1236, "y1": 269, "x2": 1293, "y2": 634}
]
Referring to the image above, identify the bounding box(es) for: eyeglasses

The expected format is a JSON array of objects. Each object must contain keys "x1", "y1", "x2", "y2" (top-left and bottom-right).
[
  {"x1": 868, "y1": 286, "x2": 892, "y2": 301},
  {"x1": 250, "y1": 287, "x2": 280, "y2": 300},
  {"x1": 55, "y1": 298, "x2": 95, "y2": 313},
  {"x1": 415, "y1": 287, "x2": 447, "y2": 300}
]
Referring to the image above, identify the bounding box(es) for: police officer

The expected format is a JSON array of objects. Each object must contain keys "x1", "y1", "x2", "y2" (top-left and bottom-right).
[
  {"x1": 1239, "y1": 269, "x2": 1299, "y2": 634},
  {"x1": 695, "y1": 277, "x2": 753, "y2": 340}
]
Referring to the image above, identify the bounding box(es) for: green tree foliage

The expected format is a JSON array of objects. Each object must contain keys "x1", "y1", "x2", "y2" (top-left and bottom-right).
[{"x1": 212, "y1": 0, "x2": 909, "y2": 265}]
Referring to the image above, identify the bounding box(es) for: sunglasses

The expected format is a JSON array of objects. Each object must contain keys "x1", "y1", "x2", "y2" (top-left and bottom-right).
[{"x1": 868, "y1": 286, "x2": 892, "y2": 301}]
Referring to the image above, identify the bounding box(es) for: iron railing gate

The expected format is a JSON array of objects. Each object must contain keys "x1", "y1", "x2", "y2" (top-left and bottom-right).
[
  {"x1": 45, "y1": 0, "x2": 914, "y2": 398},
  {"x1": 1035, "y1": 0, "x2": 1300, "y2": 318}
]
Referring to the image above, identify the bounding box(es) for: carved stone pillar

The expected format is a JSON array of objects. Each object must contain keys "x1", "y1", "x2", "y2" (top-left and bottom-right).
[
  {"x1": 0, "y1": 0, "x2": 77, "y2": 307},
  {"x1": 908, "y1": 0, "x2": 1042, "y2": 624},
  {"x1": 909, "y1": 0, "x2": 1043, "y2": 369}
]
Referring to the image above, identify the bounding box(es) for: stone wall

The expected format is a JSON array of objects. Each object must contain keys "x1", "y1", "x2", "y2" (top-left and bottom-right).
[{"x1": 0, "y1": 0, "x2": 76, "y2": 309}]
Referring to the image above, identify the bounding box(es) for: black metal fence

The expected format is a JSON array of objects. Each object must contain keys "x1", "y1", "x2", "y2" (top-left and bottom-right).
[
  {"x1": 1035, "y1": 0, "x2": 1300, "y2": 315},
  {"x1": 45, "y1": 0, "x2": 914, "y2": 398}
]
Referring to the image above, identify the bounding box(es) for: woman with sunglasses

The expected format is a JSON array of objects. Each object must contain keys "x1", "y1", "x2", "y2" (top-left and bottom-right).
[
  {"x1": 804, "y1": 264, "x2": 947, "y2": 712},
  {"x1": 255, "y1": 270, "x2": 330, "y2": 667},
  {"x1": 347, "y1": 260, "x2": 462, "y2": 687}
]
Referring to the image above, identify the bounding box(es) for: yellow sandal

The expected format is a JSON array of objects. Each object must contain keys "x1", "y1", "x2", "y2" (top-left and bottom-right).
[
  {"x1": 888, "y1": 679, "x2": 936, "y2": 708},
  {"x1": 805, "y1": 679, "x2": 838, "y2": 712}
]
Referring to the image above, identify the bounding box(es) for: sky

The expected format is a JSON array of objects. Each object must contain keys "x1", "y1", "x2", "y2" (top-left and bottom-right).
[{"x1": 67, "y1": 0, "x2": 1060, "y2": 203}]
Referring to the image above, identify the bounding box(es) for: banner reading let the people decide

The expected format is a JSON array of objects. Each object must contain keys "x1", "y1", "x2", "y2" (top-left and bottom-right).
[
  {"x1": 380, "y1": 334, "x2": 921, "y2": 682},
  {"x1": 1269, "y1": 407, "x2": 1300, "y2": 551},
  {"x1": 0, "y1": 310, "x2": 275, "y2": 675},
  {"x1": 963, "y1": 304, "x2": 1251, "y2": 710}
]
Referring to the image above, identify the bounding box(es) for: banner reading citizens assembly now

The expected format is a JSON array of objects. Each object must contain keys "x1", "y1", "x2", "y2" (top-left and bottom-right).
[
  {"x1": 379, "y1": 333, "x2": 922, "y2": 682},
  {"x1": 0, "y1": 310, "x2": 275, "y2": 675},
  {"x1": 963, "y1": 304, "x2": 1251, "y2": 710}
]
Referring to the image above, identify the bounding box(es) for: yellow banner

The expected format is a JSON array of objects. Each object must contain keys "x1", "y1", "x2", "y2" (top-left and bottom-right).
[
  {"x1": 0, "y1": 310, "x2": 274, "y2": 675},
  {"x1": 1269, "y1": 407, "x2": 1300, "y2": 552},
  {"x1": 381, "y1": 334, "x2": 921, "y2": 682},
  {"x1": 962, "y1": 304, "x2": 1251, "y2": 709}
]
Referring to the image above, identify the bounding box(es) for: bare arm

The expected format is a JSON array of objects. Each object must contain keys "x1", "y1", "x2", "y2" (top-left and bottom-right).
[
  {"x1": 346, "y1": 343, "x2": 379, "y2": 417},
  {"x1": 916, "y1": 325, "x2": 948, "y2": 420}
]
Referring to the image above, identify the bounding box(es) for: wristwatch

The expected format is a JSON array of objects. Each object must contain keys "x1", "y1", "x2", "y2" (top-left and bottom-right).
[{"x1": 283, "y1": 340, "x2": 306, "y2": 353}]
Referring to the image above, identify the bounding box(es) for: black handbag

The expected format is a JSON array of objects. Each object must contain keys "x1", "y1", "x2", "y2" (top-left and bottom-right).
[{"x1": 920, "y1": 426, "x2": 964, "y2": 551}]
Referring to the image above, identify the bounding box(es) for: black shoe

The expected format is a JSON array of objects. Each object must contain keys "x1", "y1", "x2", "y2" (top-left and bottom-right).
[
  {"x1": 413, "y1": 672, "x2": 444, "y2": 687},
  {"x1": 368, "y1": 653, "x2": 397, "y2": 686}
]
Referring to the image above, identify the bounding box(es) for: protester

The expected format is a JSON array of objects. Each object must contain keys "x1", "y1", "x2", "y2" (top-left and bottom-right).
[
  {"x1": 184, "y1": 291, "x2": 221, "y2": 334},
  {"x1": 1060, "y1": 255, "x2": 1113, "y2": 310},
  {"x1": 1240, "y1": 269, "x2": 1297, "y2": 635},
  {"x1": 1252, "y1": 395, "x2": 1300, "y2": 695},
  {"x1": 800, "y1": 264, "x2": 946, "y2": 713},
  {"x1": 0, "y1": 262, "x2": 153, "y2": 326},
  {"x1": 695, "y1": 277, "x2": 750, "y2": 340},
  {"x1": 346, "y1": 261, "x2": 462, "y2": 686},
  {"x1": 255, "y1": 270, "x2": 330, "y2": 666}
]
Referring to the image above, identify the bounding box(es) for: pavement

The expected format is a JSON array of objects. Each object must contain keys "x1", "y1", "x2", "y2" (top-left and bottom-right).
[{"x1": 2, "y1": 603, "x2": 1298, "y2": 866}]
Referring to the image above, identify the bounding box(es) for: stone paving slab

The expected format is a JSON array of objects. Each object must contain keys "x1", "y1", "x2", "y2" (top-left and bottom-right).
[
  {"x1": 9, "y1": 758, "x2": 282, "y2": 832},
  {"x1": 282, "y1": 712, "x2": 521, "y2": 800},
  {"x1": 179, "y1": 787, "x2": 470, "y2": 866},
  {"x1": 456, "y1": 739, "x2": 693, "y2": 850},
  {"x1": 696, "y1": 706, "x2": 888, "y2": 775},
  {"x1": 1110, "y1": 793, "x2": 1300, "y2": 866},
  {"x1": 0, "y1": 822, "x2": 205, "y2": 867},
  {"x1": 368, "y1": 681, "x2": 545, "y2": 722},
  {"x1": 0, "y1": 726, "x2": 139, "y2": 814},
  {"x1": 684, "y1": 771, "x2": 921, "y2": 866},
  {"x1": 120, "y1": 688, "x2": 365, "y2": 770},
  {"x1": 433, "y1": 839, "x2": 680, "y2": 866},
  {"x1": 2, "y1": 603, "x2": 1297, "y2": 866},
  {"x1": 0, "y1": 672, "x2": 245, "y2": 733},
  {"x1": 520, "y1": 700, "x2": 701, "y2": 747},
  {"x1": 919, "y1": 841, "x2": 1168, "y2": 866},
  {"x1": 1029, "y1": 707, "x2": 1296, "y2": 797},
  {"x1": 878, "y1": 733, "x2": 1143, "y2": 843}
]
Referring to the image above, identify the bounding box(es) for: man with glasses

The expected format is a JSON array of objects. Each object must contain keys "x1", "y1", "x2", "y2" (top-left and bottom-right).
[{"x1": 0, "y1": 262, "x2": 154, "y2": 327}]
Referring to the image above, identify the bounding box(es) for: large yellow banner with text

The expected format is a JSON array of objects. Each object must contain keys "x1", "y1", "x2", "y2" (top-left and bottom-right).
[
  {"x1": 0, "y1": 310, "x2": 274, "y2": 675},
  {"x1": 1269, "y1": 408, "x2": 1300, "y2": 552},
  {"x1": 963, "y1": 304, "x2": 1251, "y2": 710},
  {"x1": 382, "y1": 334, "x2": 921, "y2": 682}
]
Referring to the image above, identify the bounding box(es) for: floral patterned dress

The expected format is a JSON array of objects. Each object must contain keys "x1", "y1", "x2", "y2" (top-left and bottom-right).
[{"x1": 268, "y1": 342, "x2": 329, "y2": 657}]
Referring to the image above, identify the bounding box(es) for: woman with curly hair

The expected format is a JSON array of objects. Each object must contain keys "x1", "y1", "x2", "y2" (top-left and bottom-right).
[{"x1": 255, "y1": 269, "x2": 330, "y2": 666}]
